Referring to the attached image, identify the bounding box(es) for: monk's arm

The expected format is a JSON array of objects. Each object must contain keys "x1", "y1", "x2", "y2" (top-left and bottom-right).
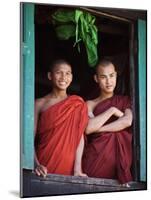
[
  {"x1": 74, "y1": 135, "x2": 87, "y2": 176},
  {"x1": 34, "y1": 101, "x2": 40, "y2": 166},
  {"x1": 34, "y1": 100, "x2": 47, "y2": 177},
  {"x1": 85, "y1": 107, "x2": 124, "y2": 135},
  {"x1": 97, "y1": 108, "x2": 132, "y2": 133}
]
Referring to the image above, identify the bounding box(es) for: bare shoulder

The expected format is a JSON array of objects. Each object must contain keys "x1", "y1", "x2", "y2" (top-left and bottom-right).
[
  {"x1": 35, "y1": 96, "x2": 48, "y2": 111},
  {"x1": 86, "y1": 99, "x2": 96, "y2": 112},
  {"x1": 86, "y1": 100, "x2": 95, "y2": 106},
  {"x1": 87, "y1": 97, "x2": 102, "y2": 112}
]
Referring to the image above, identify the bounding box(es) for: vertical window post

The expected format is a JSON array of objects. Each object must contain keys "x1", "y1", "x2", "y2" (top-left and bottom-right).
[
  {"x1": 138, "y1": 19, "x2": 146, "y2": 182},
  {"x1": 21, "y1": 3, "x2": 35, "y2": 169}
]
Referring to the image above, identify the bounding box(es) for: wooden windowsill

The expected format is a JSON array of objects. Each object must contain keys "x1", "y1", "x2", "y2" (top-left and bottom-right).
[{"x1": 21, "y1": 169, "x2": 147, "y2": 197}]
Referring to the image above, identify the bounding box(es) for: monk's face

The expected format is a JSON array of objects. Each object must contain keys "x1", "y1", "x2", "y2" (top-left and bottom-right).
[
  {"x1": 94, "y1": 63, "x2": 117, "y2": 95},
  {"x1": 48, "y1": 63, "x2": 73, "y2": 90}
]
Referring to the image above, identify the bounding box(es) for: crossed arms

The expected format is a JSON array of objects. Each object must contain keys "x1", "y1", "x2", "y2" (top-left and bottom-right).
[{"x1": 85, "y1": 103, "x2": 133, "y2": 135}]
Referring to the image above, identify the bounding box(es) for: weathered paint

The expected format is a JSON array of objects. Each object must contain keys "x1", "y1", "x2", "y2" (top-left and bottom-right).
[
  {"x1": 138, "y1": 19, "x2": 146, "y2": 181},
  {"x1": 21, "y1": 3, "x2": 35, "y2": 169}
]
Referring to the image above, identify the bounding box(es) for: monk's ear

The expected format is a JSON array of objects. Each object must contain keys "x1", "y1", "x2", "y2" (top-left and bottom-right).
[
  {"x1": 94, "y1": 74, "x2": 98, "y2": 83},
  {"x1": 48, "y1": 72, "x2": 52, "y2": 81},
  {"x1": 115, "y1": 71, "x2": 117, "y2": 77}
]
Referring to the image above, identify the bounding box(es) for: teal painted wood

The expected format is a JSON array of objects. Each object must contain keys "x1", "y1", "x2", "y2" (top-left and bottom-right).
[
  {"x1": 138, "y1": 19, "x2": 146, "y2": 181},
  {"x1": 21, "y1": 3, "x2": 35, "y2": 169}
]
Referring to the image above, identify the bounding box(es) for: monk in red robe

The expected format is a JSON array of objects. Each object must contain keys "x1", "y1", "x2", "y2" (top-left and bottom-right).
[
  {"x1": 82, "y1": 59, "x2": 133, "y2": 187},
  {"x1": 34, "y1": 60, "x2": 88, "y2": 177}
]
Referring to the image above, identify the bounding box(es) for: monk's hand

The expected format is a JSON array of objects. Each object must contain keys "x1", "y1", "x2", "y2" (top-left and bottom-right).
[
  {"x1": 112, "y1": 107, "x2": 124, "y2": 118},
  {"x1": 35, "y1": 164, "x2": 47, "y2": 178}
]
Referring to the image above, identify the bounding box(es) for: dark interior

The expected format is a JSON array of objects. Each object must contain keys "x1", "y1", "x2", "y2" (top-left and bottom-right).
[{"x1": 35, "y1": 5, "x2": 130, "y2": 100}]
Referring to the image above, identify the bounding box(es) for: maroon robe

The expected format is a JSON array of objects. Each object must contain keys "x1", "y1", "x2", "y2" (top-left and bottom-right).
[{"x1": 82, "y1": 95, "x2": 132, "y2": 183}]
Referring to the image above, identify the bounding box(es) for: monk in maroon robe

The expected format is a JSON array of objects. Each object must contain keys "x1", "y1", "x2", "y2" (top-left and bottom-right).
[
  {"x1": 34, "y1": 60, "x2": 88, "y2": 177},
  {"x1": 82, "y1": 59, "x2": 133, "y2": 186}
]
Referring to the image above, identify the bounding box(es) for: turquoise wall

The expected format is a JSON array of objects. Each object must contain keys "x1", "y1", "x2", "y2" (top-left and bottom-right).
[
  {"x1": 138, "y1": 19, "x2": 146, "y2": 181},
  {"x1": 21, "y1": 3, "x2": 35, "y2": 169}
]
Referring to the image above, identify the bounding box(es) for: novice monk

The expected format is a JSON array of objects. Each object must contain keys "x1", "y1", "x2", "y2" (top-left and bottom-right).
[
  {"x1": 82, "y1": 59, "x2": 133, "y2": 187},
  {"x1": 34, "y1": 59, "x2": 88, "y2": 177}
]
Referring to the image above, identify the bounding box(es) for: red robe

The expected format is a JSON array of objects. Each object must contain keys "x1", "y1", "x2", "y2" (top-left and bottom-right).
[
  {"x1": 82, "y1": 95, "x2": 132, "y2": 183},
  {"x1": 36, "y1": 95, "x2": 88, "y2": 175}
]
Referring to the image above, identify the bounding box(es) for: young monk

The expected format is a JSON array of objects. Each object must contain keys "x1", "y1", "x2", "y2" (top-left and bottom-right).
[
  {"x1": 82, "y1": 59, "x2": 133, "y2": 187},
  {"x1": 34, "y1": 59, "x2": 88, "y2": 177}
]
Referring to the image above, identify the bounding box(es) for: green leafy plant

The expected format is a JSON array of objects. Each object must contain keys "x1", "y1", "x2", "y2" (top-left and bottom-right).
[{"x1": 52, "y1": 9, "x2": 98, "y2": 67}]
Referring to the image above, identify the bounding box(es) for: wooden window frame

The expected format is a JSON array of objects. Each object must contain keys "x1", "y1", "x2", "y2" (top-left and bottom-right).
[{"x1": 21, "y1": 3, "x2": 147, "y2": 183}]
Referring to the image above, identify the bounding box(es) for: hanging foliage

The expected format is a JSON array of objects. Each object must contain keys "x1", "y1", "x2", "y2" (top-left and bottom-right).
[{"x1": 52, "y1": 9, "x2": 98, "y2": 67}]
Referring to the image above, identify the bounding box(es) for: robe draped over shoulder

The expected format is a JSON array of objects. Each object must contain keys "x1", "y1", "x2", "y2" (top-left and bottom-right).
[
  {"x1": 36, "y1": 95, "x2": 88, "y2": 175},
  {"x1": 82, "y1": 95, "x2": 132, "y2": 183}
]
